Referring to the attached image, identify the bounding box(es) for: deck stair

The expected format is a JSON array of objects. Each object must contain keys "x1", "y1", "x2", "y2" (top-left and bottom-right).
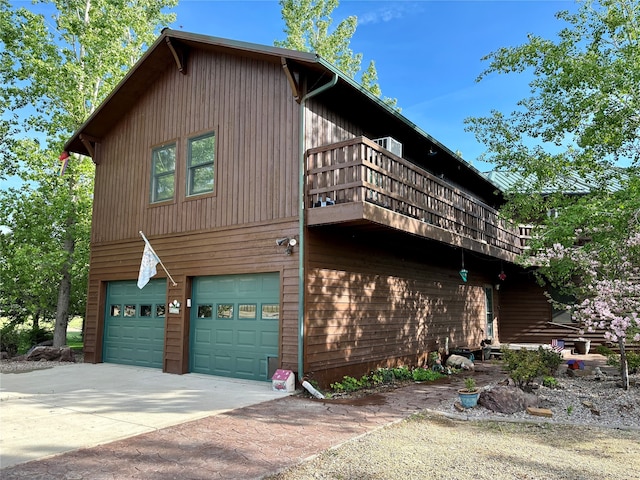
[{"x1": 489, "y1": 343, "x2": 572, "y2": 359}]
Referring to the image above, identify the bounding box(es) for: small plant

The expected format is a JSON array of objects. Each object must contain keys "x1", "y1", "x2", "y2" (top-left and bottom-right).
[
  {"x1": 330, "y1": 375, "x2": 363, "y2": 392},
  {"x1": 567, "y1": 405, "x2": 574, "y2": 415},
  {"x1": 462, "y1": 377, "x2": 477, "y2": 392},
  {"x1": 412, "y1": 367, "x2": 446, "y2": 382},
  {"x1": 391, "y1": 366, "x2": 412, "y2": 381},
  {"x1": 542, "y1": 376, "x2": 559, "y2": 388},
  {"x1": 328, "y1": 364, "x2": 448, "y2": 396}
]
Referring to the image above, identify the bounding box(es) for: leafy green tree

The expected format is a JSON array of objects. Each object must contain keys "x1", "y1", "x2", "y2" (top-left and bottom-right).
[
  {"x1": 465, "y1": 0, "x2": 640, "y2": 384},
  {"x1": 466, "y1": 0, "x2": 639, "y2": 185},
  {"x1": 0, "y1": 0, "x2": 176, "y2": 347},
  {"x1": 275, "y1": 0, "x2": 398, "y2": 109}
]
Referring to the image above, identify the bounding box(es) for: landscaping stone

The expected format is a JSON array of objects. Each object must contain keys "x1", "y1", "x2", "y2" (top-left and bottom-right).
[
  {"x1": 478, "y1": 386, "x2": 538, "y2": 414},
  {"x1": 25, "y1": 346, "x2": 75, "y2": 362}
]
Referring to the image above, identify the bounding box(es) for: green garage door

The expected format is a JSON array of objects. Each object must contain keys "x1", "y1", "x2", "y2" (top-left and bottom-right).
[
  {"x1": 190, "y1": 272, "x2": 280, "y2": 381},
  {"x1": 104, "y1": 279, "x2": 166, "y2": 368}
]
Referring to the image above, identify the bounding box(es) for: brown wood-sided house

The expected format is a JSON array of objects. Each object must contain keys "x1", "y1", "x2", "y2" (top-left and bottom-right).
[{"x1": 64, "y1": 29, "x2": 557, "y2": 388}]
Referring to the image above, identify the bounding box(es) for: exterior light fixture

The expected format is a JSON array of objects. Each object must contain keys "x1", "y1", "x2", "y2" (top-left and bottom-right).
[{"x1": 276, "y1": 237, "x2": 298, "y2": 254}]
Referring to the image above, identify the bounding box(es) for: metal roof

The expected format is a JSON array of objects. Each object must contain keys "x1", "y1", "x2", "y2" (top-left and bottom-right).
[{"x1": 483, "y1": 169, "x2": 626, "y2": 195}]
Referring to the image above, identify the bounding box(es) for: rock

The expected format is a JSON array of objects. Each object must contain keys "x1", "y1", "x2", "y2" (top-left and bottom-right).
[
  {"x1": 593, "y1": 367, "x2": 606, "y2": 381},
  {"x1": 0, "y1": 351, "x2": 8, "y2": 360},
  {"x1": 25, "y1": 346, "x2": 75, "y2": 362},
  {"x1": 478, "y1": 386, "x2": 538, "y2": 414},
  {"x1": 446, "y1": 354, "x2": 474, "y2": 371}
]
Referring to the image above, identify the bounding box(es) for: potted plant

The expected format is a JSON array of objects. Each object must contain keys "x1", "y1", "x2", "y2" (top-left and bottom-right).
[
  {"x1": 573, "y1": 337, "x2": 591, "y2": 355},
  {"x1": 458, "y1": 377, "x2": 480, "y2": 408}
]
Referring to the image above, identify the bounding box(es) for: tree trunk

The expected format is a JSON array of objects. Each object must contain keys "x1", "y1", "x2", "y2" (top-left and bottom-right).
[
  {"x1": 618, "y1": 337, "x2": 629, "y2": 391},
  {"x1": 53, "y1": 233, "x2": 75, "y2": 347}
]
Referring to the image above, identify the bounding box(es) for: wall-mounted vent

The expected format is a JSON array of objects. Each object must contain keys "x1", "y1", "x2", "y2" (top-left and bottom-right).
[{"x1": 373, "y1": 137, "x2": 403, "y2": 158}]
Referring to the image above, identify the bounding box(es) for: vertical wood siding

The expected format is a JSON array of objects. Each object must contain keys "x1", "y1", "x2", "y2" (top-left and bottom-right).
[
  {"x1": 305, "y1": 99, "x2": 362, "y2": 149},
  {"x1": 304, "y1": 228, "x2": 496, "y2": 386},
  {"x1": 91, "y1": 50, "x2": 299, "y2": 244}
]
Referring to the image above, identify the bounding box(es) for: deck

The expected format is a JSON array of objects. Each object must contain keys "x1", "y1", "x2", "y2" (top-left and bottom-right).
[{"x1": 306, "y1": 137, "x2": 527, "y2": 262}]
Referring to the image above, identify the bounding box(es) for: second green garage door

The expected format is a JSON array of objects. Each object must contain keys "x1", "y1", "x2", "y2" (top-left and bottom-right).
[{"x1": 190, "y1": 272, "x2": 280, "y2": 381}]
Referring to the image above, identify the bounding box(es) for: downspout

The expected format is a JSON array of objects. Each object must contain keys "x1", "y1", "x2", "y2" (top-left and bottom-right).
[{"x1": 297, "y1": 72, "x2": 338, "y2": 382}]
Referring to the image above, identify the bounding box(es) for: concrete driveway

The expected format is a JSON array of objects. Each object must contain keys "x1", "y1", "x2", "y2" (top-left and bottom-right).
[{"x1": 0, "y1": 363, "x2": 287, "y2": 468}]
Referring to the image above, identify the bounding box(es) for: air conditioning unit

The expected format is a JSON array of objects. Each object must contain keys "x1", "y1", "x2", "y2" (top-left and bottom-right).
[{"x1": 373, "y1": 136, "x2": 403, "y2": 158}]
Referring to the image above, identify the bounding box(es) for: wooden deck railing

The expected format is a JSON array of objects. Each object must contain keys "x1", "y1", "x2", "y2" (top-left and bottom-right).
[{"x1": 306, "y1": 137, "x2": 525, "y2": 255}]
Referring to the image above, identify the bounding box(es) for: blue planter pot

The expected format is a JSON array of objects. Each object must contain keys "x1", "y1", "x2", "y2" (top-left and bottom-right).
[{"x1": 458, "y1": 390, "x2": 480, "y2": 408}]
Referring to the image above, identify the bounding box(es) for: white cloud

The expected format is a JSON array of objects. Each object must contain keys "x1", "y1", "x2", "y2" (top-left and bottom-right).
[{"x1": 357, "y1": 3, "x2": 417, "y2": 26}]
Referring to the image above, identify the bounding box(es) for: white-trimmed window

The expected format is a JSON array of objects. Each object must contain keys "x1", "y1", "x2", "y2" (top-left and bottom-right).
[
  {"x1": 187, "y1": 132, "x2": 215, "y2": 196},
  {"x1": 150, "y1": 143, "x2": 176, "y2": 203}
]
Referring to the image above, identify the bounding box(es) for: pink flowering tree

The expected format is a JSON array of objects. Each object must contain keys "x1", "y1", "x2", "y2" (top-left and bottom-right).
[{"x1": 527, "y1": 215, "x2": 640, "y2": 390}]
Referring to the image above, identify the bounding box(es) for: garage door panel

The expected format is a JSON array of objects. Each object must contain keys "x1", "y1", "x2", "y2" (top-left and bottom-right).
[
  {"x1": 235, "y1": 356, "x2": 255, "y2": 375},
  {"x1": 260, "y1": 331, "x2": 278, "y2": 347},
  {"x1": 190, "y1": 273, "x2": 280, "y2": 381},
  {"x1": 237, "y1": 330, "x2": 256, "y2": 346},
  {"x1": 193, "y1": 328, "x2": 211, "y2": 345},
  {"x1": 213, "y1": 354, "x2": 232, "y2": 373},
  {"x1": 192, "y1": 353, "x2": 210, "y2": 370},
  {"x1": 214, "y1": 329, "x2": 233, "y2": 346}
]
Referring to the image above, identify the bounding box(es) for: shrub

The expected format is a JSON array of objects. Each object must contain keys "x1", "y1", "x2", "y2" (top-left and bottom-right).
[
  {"x1": 501, "y1": 346, "x2": 562, "y2": 391},
  {"x1": 0, "y1": 323, "x2": 52, "y2": 356},
  {"x1": 539, "y1": 347, "x2": 564, "y2": 376},
  {"x1": 603, "y1": 349, "x2": 640, "y2": 374}
]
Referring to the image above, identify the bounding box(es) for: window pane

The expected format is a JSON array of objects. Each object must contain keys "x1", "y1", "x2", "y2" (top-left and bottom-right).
[
  {"x1": 217, "y1": 304, "x2": 233, "y2": 319},
  {"x1": 198, "y1": 304, "x2": 213, "y2": 318},
  {"x1": 156, "y1": 305, "x2": 166, "y2": 317},
  {"x1": 110, "y1": 305, "x2": 121, "y2": 317},
  {"x1": 190, "y1": 165, "x2": 214, "y2": 194},
  {"x1": 140, "y1": 305, "x2": 152, "y2": 317},
  {"x1": 261, "y1": 304, "x2": 279, "y2": 320},
  {"x1": 189, "y1": 134, "x2": 215, "y2": 166},
  {"x1": 124, "y1": 305, "x2": 136, "y2": 317},
  {"x1": 187, "y1": 133, "x2": 215, "y2": 196},
  {"x1": 239, "y1": 304, "x2": 256, "y2": 319},
  {"x1": 154, "y1": 173, "x2": 175, "y2": 202},
  {"x1": 153, "y1": 147, "x2": 175, "y2": 173},
  {"x1": 151, "y1": 144, "x2": 176, "y2": 203}
]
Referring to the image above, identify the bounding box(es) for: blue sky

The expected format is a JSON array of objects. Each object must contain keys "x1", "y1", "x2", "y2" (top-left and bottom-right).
[
  {"x1": 169, "y1": 0, "x2": 576, "y2": 171},
  {"x1": 2, "y1": 0, "x2": 576, "y2": 192}
]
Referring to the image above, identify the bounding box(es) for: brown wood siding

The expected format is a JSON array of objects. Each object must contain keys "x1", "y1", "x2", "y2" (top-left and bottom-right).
[
  {"x1": 497, "y1": 275, "x2": 603, "y2": 349},
  {"x1": 91, "y1": 49, "x2": 300, "y2": 244},
  {"x1": 304, "y1": 228, "x2": 497, "y2": 386},
  {"x1": 305, "y1": 98, "x2": 361, "y2": 148},
  {"x1": 83, "y1": 220, "x2": 300, "y2": 373}
]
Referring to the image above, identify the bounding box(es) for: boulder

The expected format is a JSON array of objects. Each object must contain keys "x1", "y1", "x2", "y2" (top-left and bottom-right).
[
  {"x1": 478, "y1": 386, "x2": 538, "y2": 414},
  {"x1": 25, "y1": 346, "x2": 75, "y2": 362},
  {"x1": 445, "y1": 354, "x2": 474, "y2": 370}
]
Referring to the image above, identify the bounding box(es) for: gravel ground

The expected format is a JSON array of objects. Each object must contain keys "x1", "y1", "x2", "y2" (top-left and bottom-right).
[{"x1": 266, "y1": 369, "x2": 640, "y2": 480}]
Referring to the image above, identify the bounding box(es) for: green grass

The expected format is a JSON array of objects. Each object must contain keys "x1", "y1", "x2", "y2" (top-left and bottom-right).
[{"x1": 66, "y1": 332, "x2": 83, "y2": 351}]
